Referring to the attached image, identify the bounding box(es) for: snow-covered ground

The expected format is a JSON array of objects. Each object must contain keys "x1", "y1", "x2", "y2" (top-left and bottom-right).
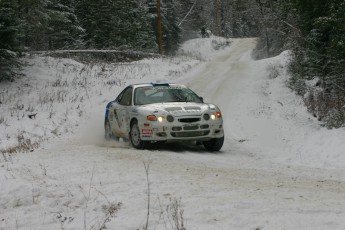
[{"x1": 1, "y1": 37, "x2": 345, "y2": 230}]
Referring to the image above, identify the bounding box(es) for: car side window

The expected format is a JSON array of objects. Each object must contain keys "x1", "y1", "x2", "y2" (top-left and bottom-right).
[{"x1": 118, "y1": 87, "x2": 132, "y2": 106}]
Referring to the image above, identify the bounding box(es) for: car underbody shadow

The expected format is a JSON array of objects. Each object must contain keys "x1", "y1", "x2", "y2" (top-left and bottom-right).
[
  {"x1": 99, "y1": 138, "x2": 223, "y2": 154},
  {"x1": 144, "y1": 141, "x2": 212, "y2": 153}
]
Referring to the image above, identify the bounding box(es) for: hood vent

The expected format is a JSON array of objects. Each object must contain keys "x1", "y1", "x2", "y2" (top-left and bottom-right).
[
  {"x1": 165, "y1": 107, "x2": 183, "y2": 112},
  {"x1": 184, "y1": 106, "x2": 201, "y2": 110}
]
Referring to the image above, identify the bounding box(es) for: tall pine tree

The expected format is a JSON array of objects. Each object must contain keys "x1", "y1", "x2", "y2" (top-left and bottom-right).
[
  {"x1": 0, "y1": 0, "x2": 21, "y2": 81},
  {"x1": 289, "y1": 0, "x2": 345, "y2": 127},
  {"x1": 17, "y1": 0, "x2": 83, "y2": 50},
  {"x1": 18, "y1": 0, "x2": 50, "y2": 50},
  {"x1": 46, "y1": 0, "x2": 85, "y2": 50},
  {"x1": 76, "y1": 0, "x2": 155, "y2": 51},
  {"x1": 147, "y1": 0, "x2": 182, "y2": 54},
  {"x1": 162, "y1": 0, "x2": 181, "y2": 54}
]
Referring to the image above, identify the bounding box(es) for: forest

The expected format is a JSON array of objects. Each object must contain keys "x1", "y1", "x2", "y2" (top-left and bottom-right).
[{"x1": 0, "y1": 0, "x2": 345, "y2": 128}]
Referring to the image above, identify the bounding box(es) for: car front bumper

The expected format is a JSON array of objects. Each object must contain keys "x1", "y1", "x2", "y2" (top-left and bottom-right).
[{"x1": 139, "y1": 119, "x2": 224, "y2": 142}]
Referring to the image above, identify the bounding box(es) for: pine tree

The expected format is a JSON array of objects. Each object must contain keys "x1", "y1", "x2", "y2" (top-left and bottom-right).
[
  {"x1": 253, "y1": 0, "x2": 297, "y2": 58},
  {"x1": 178, "y1": 0, "x2": 208, "y2": 39},
  {"x1": 328, "y1": 0, "x2": 345, "y2": 70},
  {"x1": 136, "y1": 0, "x2": 157, "y2": 51},
  {"x1": 18, "y1": 0, "x2": 50, "y2": 50},
  {"x1": 76, "y1": 0, "x2": 155, "y2": 51},
  {"x1": 112, "y1": 0, "x2": 156, "y2": 51},
  {"x1": 146, "y1": 0, "x2": 182, "y2": 54},
  {"x1": 45, "y1": 0, "x2": 85, "y2": 50},
  {"x1": 289, "y1": 0, "x2": 345, "y2": 127},
  {"x1": 0, "y1": 0, "x2": 21, "y2": 81},
  {"x1": 0, "y1": 0, "x2": 20, "y2": 50},
  {"x1": 162, "y1": 0, "x2": 181, "y2": 54},
  {"x1": 147, "y1": 0, "x2": 159, "y2": 45}
]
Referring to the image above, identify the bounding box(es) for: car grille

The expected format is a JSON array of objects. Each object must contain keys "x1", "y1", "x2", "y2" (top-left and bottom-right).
[
  {"x1": 183, "y1": 125, "x2": 199, "y2": 131},
  {"x1": 172, "y1": 124, "x2": 208, "y2": 132},
  {"x1": 178, "y1": 118, "x2": 200, "y2": 123},
  {"x1": 171, "y1": 130, "x2": 210, "y2": 138}
]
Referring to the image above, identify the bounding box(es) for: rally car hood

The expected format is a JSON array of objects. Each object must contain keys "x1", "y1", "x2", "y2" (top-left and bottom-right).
[{"x1": 137, "y1": 102, "x2": 216, "y2": 117}]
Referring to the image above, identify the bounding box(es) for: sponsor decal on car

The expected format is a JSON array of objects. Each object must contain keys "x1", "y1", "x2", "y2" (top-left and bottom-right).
[{"x1": 142, "y1": 129, "x2": 153, "y2": 134}]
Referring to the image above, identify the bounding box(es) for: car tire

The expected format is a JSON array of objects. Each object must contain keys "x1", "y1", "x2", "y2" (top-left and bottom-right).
[
  {"x1": 203, "y1": 136, "x2": 224, "y2": 152},
  {"x1": 129, "y1": 120, "x2": 146, "y2": 149},
  {"x1": 105, "y1": 120, "x2": 118, "y2": 141}
]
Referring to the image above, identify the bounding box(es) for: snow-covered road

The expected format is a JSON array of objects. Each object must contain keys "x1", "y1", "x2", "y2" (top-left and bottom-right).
[
  {"x1": 2, "y1": 38, "x2": 345, "y2": 230},
  {"x1": 5, "y1": 139, "x2": 344, "y2": 230}
]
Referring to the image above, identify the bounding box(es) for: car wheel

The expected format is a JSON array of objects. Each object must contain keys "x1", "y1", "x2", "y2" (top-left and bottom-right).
[
  {"x1": 203, "y1": 136, "x2": 224, "y2": 152},
  {"x1": 130, "y1": 120, "x2": 146, "y2": 149},
  {"x1": 105, "y1": 120, "x2": 118, "y2": 141}
]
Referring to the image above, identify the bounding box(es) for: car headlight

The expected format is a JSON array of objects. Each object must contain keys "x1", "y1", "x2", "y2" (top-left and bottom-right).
[
  {"x1": 157, "y1": 116, "x2": 164, "y2": 122},
  {"x1": 209, "y1": 112, "x2": 222, "y2": 120},
  {"x1": 147, "y1": 115, "x2": 157, "y2": 121},
  {"x1": 147, "y1": 115, "x2": 165, "y2": 122}
]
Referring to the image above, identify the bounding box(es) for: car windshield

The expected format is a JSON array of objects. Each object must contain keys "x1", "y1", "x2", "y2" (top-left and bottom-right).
[{"x1": 134, "y1": 86, "x2": 203, "y2": 105}]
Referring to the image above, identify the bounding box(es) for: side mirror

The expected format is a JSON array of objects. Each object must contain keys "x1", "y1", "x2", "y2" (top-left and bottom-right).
[{"x1": 199, "y1": 96, "x2": 204, "y2": 103}]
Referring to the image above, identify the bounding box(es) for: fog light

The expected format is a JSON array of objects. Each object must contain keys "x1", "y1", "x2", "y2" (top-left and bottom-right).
[
  {"x1": 167, "y1": 115, "x2": 174, "y2": 122},
  {"x1": 172, "y1": 126, "x2": 182, "y2": 131},
  {"x1": 156, "y1": 132, "x2": 167, "y2": 137},
  {"x1": 203, "y1": 113, "x2": 210, "y2": 120}
]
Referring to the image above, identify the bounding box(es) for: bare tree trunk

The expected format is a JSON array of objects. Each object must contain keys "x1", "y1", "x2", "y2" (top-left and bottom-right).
[
  {"x1": 264, "y1": 27, "x2": 270, "y2": 57},
  {"x1": 214, "y1": 0, "x2": 222, "y2": 36},
  {"x1": 157, "y1": 0, "x2": 164, "y2": 55},
  {"x1": 256, "y1": 0, "x2": 270, "y2": 57}
]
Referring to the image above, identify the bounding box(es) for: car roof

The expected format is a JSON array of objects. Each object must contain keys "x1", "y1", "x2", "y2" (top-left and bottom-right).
[{"x1": 131, "y1": 83, "x2": 185, "y2": 89}]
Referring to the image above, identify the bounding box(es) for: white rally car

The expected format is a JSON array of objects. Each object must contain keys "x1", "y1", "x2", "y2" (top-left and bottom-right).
[{"x1": 104, "y1": 83, "x2": 224, "y2": 151}]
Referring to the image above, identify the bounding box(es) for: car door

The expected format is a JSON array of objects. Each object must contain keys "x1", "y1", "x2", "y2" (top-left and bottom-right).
[{"x1": 111, "y1": 87, "x2": 133, "y2": 137}]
